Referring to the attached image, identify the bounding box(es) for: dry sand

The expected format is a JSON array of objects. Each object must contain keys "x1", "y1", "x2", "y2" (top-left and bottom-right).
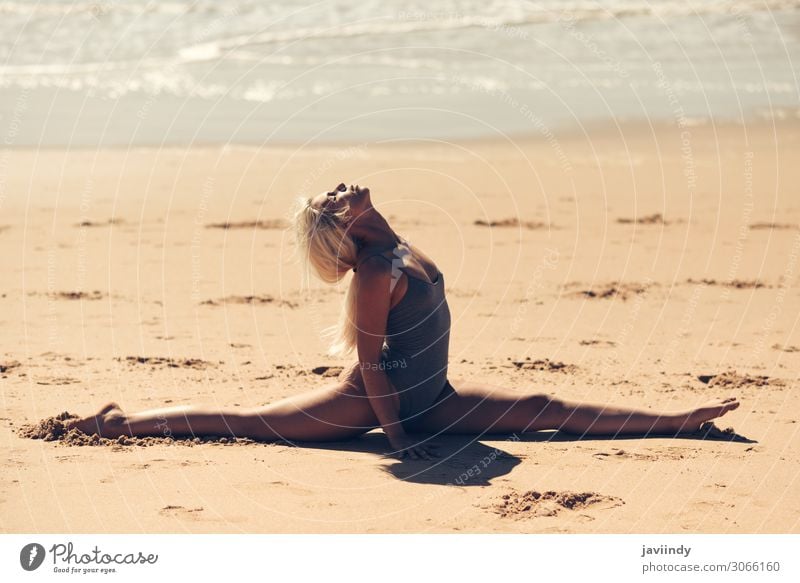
[{"x1": 1, "y1": 119, "x2": 798, "y2": 533}]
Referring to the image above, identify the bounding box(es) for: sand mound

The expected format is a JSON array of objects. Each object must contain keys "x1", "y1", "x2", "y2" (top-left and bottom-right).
[
  {"x1": 17, "y1": 411, "x2": 77, "y2": 441},
  {"x1": 311, "y1": 365, "x2": 345, "y2": 377},
  {"x1": 493, "y1": 489, "x2": 624, "y2": 518},
  {"x1": 697, "y1": 371, "x2": 784, "y2": 389},
  {"x1": 507, "y1": 357, "x2": 578, "y2": 373},
  {"x1": 1, "y1": 360, "x2": 22, "y2": 373},
  {"x1": 16, "y1": 412, "x2": 272, "y2": 447}
]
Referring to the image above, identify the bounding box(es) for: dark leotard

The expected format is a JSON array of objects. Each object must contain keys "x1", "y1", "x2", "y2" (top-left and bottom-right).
[{"x1": 352, "y1": 239, "x2": 451, "y2": 422}]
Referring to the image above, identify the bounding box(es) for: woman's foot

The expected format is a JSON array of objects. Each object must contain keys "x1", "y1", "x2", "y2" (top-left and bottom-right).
[
  {"x1": 65, "y1": 402, "x2": 129, "y2": 438},
  {"x1": 673, "y1": 397, "x2": 740, "y2": 433}
]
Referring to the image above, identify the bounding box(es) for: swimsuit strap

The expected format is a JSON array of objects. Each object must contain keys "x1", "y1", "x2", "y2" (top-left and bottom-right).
[
  {"x1": 352, "y1": 248, "x2": 396, "y2": 273},
  {"x1": 352, "y1": 237, "x2": 406, "y2": 273}
]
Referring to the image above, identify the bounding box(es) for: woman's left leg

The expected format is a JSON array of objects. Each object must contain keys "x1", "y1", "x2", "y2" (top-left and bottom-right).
[
  {"x1": 404, "y1": 379, "x2": 740, "y2": 436},
  {"x1": 66, "y1": 363, "x2": 382, "y2": 441}
]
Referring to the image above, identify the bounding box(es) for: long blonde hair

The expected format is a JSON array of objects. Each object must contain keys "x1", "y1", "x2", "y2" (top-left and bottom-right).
[{"x1": 290, "y1": 195, "x2": 360, "y2": 357}]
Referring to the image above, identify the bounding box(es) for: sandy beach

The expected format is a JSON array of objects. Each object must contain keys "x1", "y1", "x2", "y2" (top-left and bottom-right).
[{"x1": 1, "y1": 118, "x2": 798, "y2": 533}]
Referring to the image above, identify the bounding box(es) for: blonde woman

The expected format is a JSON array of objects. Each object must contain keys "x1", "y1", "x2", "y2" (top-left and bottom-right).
[{"x1": 68, "y1": 183, "x2": 740, "y2": 459}]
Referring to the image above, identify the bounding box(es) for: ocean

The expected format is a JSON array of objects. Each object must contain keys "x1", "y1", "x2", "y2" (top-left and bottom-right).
[{"x1": 1, "y1": 0, "x2": 798, "y2": 146}]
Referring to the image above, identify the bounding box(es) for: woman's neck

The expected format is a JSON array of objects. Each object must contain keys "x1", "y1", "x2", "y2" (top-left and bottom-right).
[{"x1": 353, "y1": 217, "x2": 401, "y2": 251}]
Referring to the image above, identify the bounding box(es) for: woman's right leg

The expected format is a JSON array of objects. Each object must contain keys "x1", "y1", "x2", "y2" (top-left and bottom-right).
[
  {"x1": 68, "y1": 364, "x2": 382, "y2": 442},
  {"x1": 405, "y1": 379, "x2": 740, "y2": 436}
]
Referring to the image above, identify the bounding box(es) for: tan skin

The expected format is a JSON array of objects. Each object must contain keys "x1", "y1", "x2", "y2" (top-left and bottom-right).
[{"x1": 67, "y1": 183, "x2": 740, "y2": 460}]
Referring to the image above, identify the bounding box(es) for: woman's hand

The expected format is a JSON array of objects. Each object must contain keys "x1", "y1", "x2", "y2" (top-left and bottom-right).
[{"x1": 387, "y1": 431, "x2": 439, "y2": 460}]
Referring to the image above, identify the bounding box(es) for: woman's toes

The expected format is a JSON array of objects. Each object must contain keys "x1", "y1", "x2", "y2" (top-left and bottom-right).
[
  {"x1": 720, "y1": 398, "x2": 740, "y2": 412},
  {"x1": 99, "y1": 402, "x2": 121, "y2": 416},
  {"x1": 65, "y1": 402, "x2": 127, "y2": 437},
  {"x1": 710, "y1": 398, "x2": 740, "y2": 419}
]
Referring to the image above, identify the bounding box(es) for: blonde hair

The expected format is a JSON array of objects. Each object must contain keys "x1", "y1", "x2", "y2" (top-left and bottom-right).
[{"x1": 290, "y1": 195, "x2": 360, "y2": 357}]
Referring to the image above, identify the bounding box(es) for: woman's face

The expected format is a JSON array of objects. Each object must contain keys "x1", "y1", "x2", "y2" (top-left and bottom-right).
[{"x1": 310, "y1": 182, "x2": 371, "y2": 217}]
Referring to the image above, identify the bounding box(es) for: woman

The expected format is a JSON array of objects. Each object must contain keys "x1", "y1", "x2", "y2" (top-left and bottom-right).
[{"x1": 68, "y1": 183, "x2": 739, "y2": 459}]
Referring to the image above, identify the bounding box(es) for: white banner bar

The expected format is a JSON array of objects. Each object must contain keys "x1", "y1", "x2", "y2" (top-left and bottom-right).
[{"x1": 1, "y1": 534, "x2": 797, "y2": 582}]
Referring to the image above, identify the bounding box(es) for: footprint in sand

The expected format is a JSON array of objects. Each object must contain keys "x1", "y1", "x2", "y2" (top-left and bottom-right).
[
  {"x1": 75, "y1": 218, "x2": 125, "y2": 228},
  {"x1": 116, "y1": 356, "x2": 217, "y2": 370},
  {"x1": 200, "y1": 295, "x2": 298, "y2": 308},
  {"x1": 750, "y1": 222, "x2": 797, "y2": 231},
  {"x1": 40, "y1": 291, "x2": 106, "y2": 301},
  {"x1": 686, "y1": 278, "x2": 769, "y2": 289},
  {"x1": 592, "y1": 447, "x2": 694, "y2": 462},
  {"x1": 34, "y1": 376, "x2": 81, "y2": 386},
  {"x1": 488, "y1": 489, "x2": 624, "y2": 519},
  {"x1": 473, "y1": 217, "x2": 553, "y2": 230},
  {"x1": 579, "y1": 339, "x2": 616, "y2": 347},
  {"x1": 446, "y1": 288, "x2": 482, "y2": 298},
  {"x1": 205, "y1": 219, "x2": 287, "y2": 230},
  {"x1": 159, "y1": 505, "x2": 205, "y2": 519},
  {"x1": 772, "y1": 344, "x2": 799, "y2": 353},
  {"x1": 571, "y1": 283, "x2": 651, "y2": 300},
  {"x1": 505, "y1": 358, "x2": 578, "y2": 374},
  {"x1": 616, "y1": 213, "x2": 679, "y2": 225}
]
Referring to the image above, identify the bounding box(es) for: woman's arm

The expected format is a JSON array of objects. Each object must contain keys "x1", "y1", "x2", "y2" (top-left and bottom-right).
[{"x1": 354, "y1": 257, "x2": 436, "y2": 459}]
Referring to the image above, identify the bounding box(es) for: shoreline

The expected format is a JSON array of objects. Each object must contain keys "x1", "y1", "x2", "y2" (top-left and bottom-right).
[{"x1": 3, "y1": 112, "x2": 798, "y2": 154}]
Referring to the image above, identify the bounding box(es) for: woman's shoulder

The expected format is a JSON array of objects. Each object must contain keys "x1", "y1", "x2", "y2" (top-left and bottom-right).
[{"x1": 353, "y1": 247, "x2": 396, "y2": 273}]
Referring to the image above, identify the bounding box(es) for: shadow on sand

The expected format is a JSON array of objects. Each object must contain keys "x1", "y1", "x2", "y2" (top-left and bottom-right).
[{"x1": 289, "y1": 423, "x2": 755, "y2": 486}]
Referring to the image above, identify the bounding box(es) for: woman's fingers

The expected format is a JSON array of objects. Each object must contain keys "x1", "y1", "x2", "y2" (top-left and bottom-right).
[
  {"x1": 416, "y1": 441, "x2": 437, "y2": 455},
  {"x1": 388, "y1": 439, "x2": 441, "y2": 461}
]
